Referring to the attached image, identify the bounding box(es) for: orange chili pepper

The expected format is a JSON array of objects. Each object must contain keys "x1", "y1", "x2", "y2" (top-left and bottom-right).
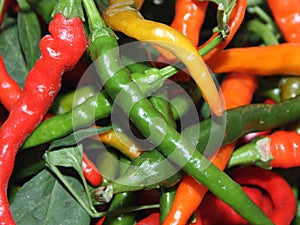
[
  {"x1": 171, "y1": 0, "x2": 208, "y2": 47},
  {"x1": 267, "y1": 0, "x2": 300, "y2": 43},
  {"x1": 199, "y1": 0, "x2": 247, "y2": 63},
  {"x1": 208, "y1": 43, "x2": 300, "y2": 75},
  {"x1": 163, "y1": 72, "x2": 258, "y2": 225}
]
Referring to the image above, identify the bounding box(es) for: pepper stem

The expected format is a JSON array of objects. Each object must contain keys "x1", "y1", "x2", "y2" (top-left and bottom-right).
[{"x1": 52, "y1": 0, "x2": 85, "y2": 20}]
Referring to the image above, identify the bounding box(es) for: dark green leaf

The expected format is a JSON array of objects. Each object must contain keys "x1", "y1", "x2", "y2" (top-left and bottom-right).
[
  {"x1": 11, "y1": 169, "x2": 90, "y2": 225},
  {"x1": 0, "y1": 17, "x2": 27, "y2": 87},
  {"x1": 27, "y1": 0, "x2": 57, "y2": 23},
  {"x1": 49, "y1": 126, "x2": 112, "y2": 150},
  {"x1": 44, "y1": 145, "x2": 83, "y2": 175},
  {"x1": 17, "y1": 0, "x2": 41, "y2": 71}
]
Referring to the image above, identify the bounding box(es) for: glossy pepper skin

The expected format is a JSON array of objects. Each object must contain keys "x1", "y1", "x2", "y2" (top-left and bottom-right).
[
  {"x1": 103, "y1": 0, "x2": 224, "y2": 116},
  {"x1": 267, "y1": 0, "x2": 300, "y2": 43},
  {"x1": 171, "y1": 0, "x2": 208, "y2": 47},
  {"x1": 208, "y1": 43, "x2": 300, "y2": 75},
  {"x1": 84, "y1": 1, "x2": 273, "y2": 224},
  {"x1": 199, "y1": 166, "x2": 296, "y2": 225},
  {"x1": 0, "y1": 55, "x2": 22, "y2": 111},
  {"x1": 0, "y1": 13, "x2": 86, "y2": 224}
]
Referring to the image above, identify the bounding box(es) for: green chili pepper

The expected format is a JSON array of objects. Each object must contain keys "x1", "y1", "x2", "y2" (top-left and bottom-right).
[
  {"x1": 182, "y1": 95, "x2": 300, "y2": 154},
  {"x1": 83, "y1": 1, "x2": 274, "y2": 224},
  {"x1": 22, "y1": 91, "x2": 112, "y2": 149},
  {"x1": 102, "y1": 157, "x2": 136, "y2": 225},
  {"x1": 94, "y1": 95, "x2": 300, "y2": 199},
  {"x1": 50, "y1": 85, "x2": 97, "y2": 114},
  {"x1": 160, "y1": 186, "x2": 177, "y2": 223}
]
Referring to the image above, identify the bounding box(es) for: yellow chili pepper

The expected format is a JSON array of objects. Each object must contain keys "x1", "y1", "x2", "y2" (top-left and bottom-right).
[
  {"x1": 103, "y1": 0, "x2": 224, "y2": 116},
  {"x1": 91, "y1": 129, "x2": 142, "y2": 159}
]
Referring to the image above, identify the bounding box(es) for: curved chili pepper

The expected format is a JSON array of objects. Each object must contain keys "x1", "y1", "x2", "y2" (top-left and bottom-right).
[
  {"x1": 163, "y1": 72, "x2": 258, "y2": 225},
  {"x1": 208, "y1": 43, "x2": 300, "y2": 75},
  {"x1": 85, "y1": 1, "x2": 273, "y2": 224},
  {"x1": 267, "y1": 0, "x2": 300, "y2": 43},
  {"x1": 199, "y1": 0, "x2": 247, "y2": 63},
  {"x1": 199, "y1": 166, "x2": 296, "y2": 225},
  {"x1": 0, "y1": 37, "x2": 103, "y2": 189},
  {"x1": 0, "y1": 5, "x2": 87, "y2": 223},
  {"x1": 136, "y1": 211, "x2": 160, "y2": 225},
  {"x1": 103, "y1": 0, "x2": 224, "y2": 116},
  {"x1": 171, "y1": 0, "x2": 208, "y2": 47},
  {"x1": 0, "y1": 55, "x2": 22, "y2": 111},
  {"x1": 82, "y1": 151, "x2": 103, "y2": 187},
  {"x1": 91, "y1": 129, "x2": 142, "y2": 159},
  {"x1": 229, "y1": 130, "x2": 300, "y2": 169}
]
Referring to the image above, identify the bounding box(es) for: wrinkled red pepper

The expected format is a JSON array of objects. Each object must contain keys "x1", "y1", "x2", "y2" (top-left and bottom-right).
[
  {"x1": 0, "y1": 13, "x2": 86, "y2": 224},
  {"x1": 199, "y1": 166, "x2": 296, "y2": 225}
]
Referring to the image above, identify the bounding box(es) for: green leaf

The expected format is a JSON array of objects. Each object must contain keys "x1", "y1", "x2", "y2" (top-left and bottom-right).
[
  {"x1": 17, "y1": 0, "x2": 41, "y2": 71},
  {"x1": 27, "y1": 0, "x2": 57, "y2": 23},
  {"x1": 45, "y1": 145, "x2": 83, "y2": 175},
  {"x1": 49, "y1": 126, "x2": 112, "y2": 150},
  {"x1": 11, "y1": 169, "x2": 90, "y2": 225},
  {"x1": 0, "y1": 17, "x2": 27, "y2": 87}
]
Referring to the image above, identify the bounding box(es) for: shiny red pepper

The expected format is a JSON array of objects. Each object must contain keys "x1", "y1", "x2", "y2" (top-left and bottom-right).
[
  {"x1": 0, "y1": 55, "x2": 22, "y2": 111},
  {"x1": 0, "y1": 13, "x2": 86, "y2": 224}
]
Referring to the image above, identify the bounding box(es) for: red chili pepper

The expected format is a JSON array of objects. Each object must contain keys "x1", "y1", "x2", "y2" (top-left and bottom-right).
[
  {"x1": 171, "y1": 0, "x2": 208, "y2": 47},
  {"x1": 0, "y1": 13, "x2": 86, "y2": 224},
  {"x1": 0, "y1": 44, "x2": 102, "y2": 188},
  {"x1": 199, "y1": 166, "x2": 296, "y2": 225},
  {"x1": 199, "y1": 0, "x2": 247, "y2": 63},
  {"x1": 82, "y1": 152, "x2": 102, "y2": 187},
  {"x1": 136, "y1": 212, "x2": 160, "y2": 225},
  {"x1": 0, "y1": 55, "x2": 22, "y2": 111},
  {"x1": 267, "y1": 0, "x2": 300, "y2": 43},
  {"x1": 268, "y1": 130, "x2": 300, "y2": 168}
]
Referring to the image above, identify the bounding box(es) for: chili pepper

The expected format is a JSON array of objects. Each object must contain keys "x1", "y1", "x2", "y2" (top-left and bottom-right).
[
  {"x1": 102, "y1": 156, "x2": 136, "y2": 225},
  {"x1": 0, "y1": 55, "x2": 22, "y2": 111},
  {"x1": 229, "y1": 130, "x2": 300, "y2": 169},
  {"x1": 50, "y1": 85, "x2": 97, "y2": 114},
  {"x1": 103, "y1": 0, "x2": 224, "y2": 116},
  {"x1": 267, "y1": 0, "x2": 300, "y2": 43},
  {"x1": 0, "y1": 54, "x2": 103, "y2": 188},
  {"x1": 82, "y1": 151, "x2": 102, "y2": 187},
  {"x1": 199, "y1": 0, "x2": 247, "y2": 62},
  {"x1": 182, "y1": 95, "x2": 300, "y2": 153},
  {"x1": 95, "y1": 95, "x2": 300, "y2": 202},
  {"x1": 279, "y1": 77, "x2": 300, "y2": 100},
  {"x1": 208, "y1": 43, "x2": 300, "y2": 75},
  {"x1": 199, "y1": 184, "x2": 272, "y2": 225},
  {"x1": 171, "y1": 0, "x2": 208, "y2": 47},
  {"x1": 163, "y1": 72, "x2": 258, "y2": 225},
  {"x1": 85, "y1": 1, "x2": 273, "y2": 224},
  {"x1": 0, "y1": 0, "x2": 87, "y2": 223},
  {"x1": 136, "y1": 211, "x2": 160, "y2": 225},
  {"x1": 91, "y1": 128, "x2": 142, "y2": 159},
  {"x1": 22, "y1": 62, "x2": 183, "y2": 149},
  {"x1": 228, "y1": 168, "x2": 292, "y2": 224}
]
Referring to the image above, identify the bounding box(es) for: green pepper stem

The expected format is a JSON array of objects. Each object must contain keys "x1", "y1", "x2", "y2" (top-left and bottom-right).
[{"x1": 51, "y1": 0, "x2": 85, "y2": 20}]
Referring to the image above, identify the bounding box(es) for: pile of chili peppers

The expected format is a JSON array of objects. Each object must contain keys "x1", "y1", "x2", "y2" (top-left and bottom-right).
[{"x1": 1, "y1": 0, "x2": 300, "y2": 224}]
